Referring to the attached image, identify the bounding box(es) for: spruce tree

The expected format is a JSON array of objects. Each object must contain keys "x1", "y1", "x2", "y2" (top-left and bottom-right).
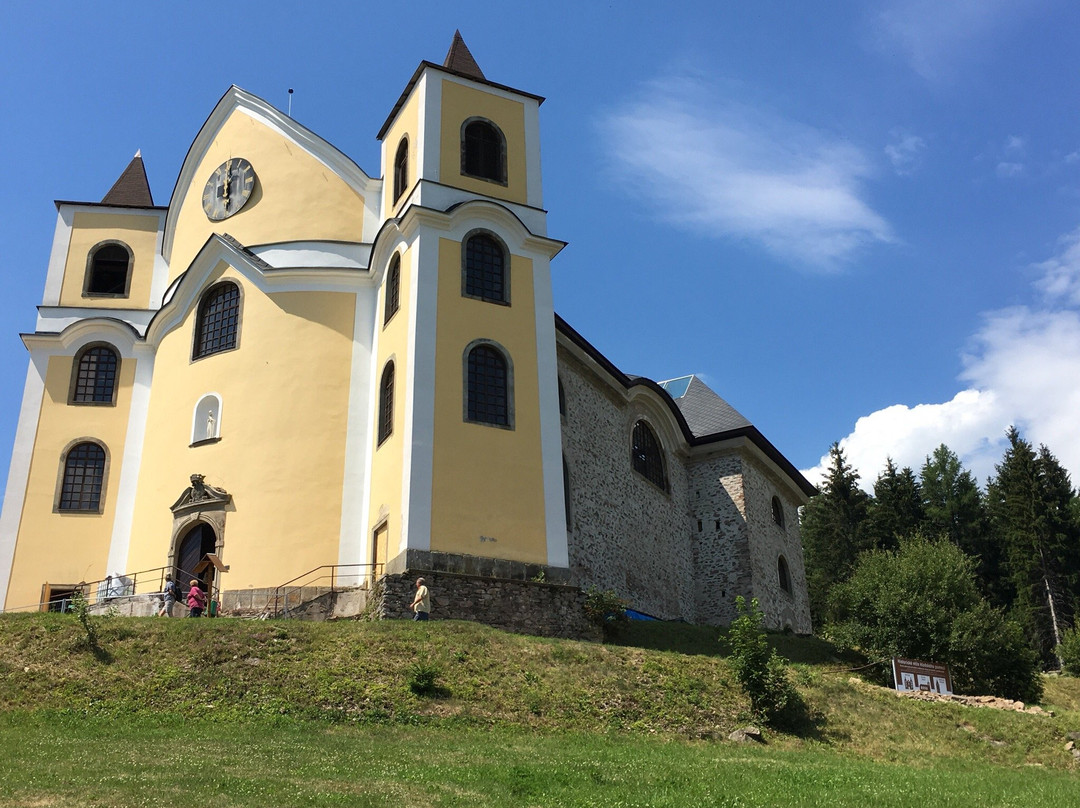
[
  {"x1": 800, "y1": 443, "x2": 871, "y2": 625},
  {"x1": 865, "y1": 458, "x2": 924, "y2": 551},
  {"x1": 919, "y1": 445, "x2": 994, "y2": 598},
  {"x1": 986, "y1": 428, "x2": 1080, "y2": 664}
]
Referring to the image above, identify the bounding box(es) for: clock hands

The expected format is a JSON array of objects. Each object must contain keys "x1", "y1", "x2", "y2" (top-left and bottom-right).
[{"x1": 221, "y1": 160, "x2": 232, "y2": 207}]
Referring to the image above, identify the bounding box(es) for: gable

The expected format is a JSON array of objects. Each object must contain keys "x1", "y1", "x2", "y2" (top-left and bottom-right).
[{"x1": 165, "y1": 88, "x2": 380, "y2": 281}]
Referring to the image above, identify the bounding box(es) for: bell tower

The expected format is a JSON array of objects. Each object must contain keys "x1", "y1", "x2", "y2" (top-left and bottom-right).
[{"x1": 367, "y1": 33, "x2": 567, "y2": 577}]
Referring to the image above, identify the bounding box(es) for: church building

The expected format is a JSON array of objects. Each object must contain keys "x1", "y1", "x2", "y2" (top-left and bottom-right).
[{"x1": 0, "y1": 34, "x2": 815, "y2": 634}]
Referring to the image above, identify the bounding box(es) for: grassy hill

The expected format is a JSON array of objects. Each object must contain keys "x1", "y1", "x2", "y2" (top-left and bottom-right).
[{"x1": 1, "y1": 612, "x2": 1078, "y2": 806}]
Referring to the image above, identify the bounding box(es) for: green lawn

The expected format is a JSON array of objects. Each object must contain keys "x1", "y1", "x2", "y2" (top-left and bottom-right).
[{"x1": 1, "y1": 713, "x2": 1075, "y2": 808}]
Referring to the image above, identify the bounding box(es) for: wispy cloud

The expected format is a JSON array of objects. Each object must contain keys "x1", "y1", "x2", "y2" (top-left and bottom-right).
[
  {"x1": 597, "y1": 74, "x2": 894, "y2": 270},
  {"x1": 802, "y1": 225, "x2": 1080, "y2": 489},
  {"x1": 870, "y1": 0, "x2": 1039, "y2": 80},
  {"x1": 885, "y1": 131, "x2": 927, "y2": 175}
]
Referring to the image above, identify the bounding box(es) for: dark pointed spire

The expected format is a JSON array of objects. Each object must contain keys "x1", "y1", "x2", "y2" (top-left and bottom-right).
[
  {"x1": 101, "y1": 151, "x2": 154, "y2": 206},
  {"x1": 443, "y1": 30, "x2": 485, "y2": 81}
]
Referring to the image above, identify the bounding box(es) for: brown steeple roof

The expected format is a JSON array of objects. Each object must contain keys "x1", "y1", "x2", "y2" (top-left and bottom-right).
[
  {"x1": 101, "y1": 151, "x2": 154, "y2": 207},
  {"x1": 443, "y1": 30, "x2": 485, "y2": 80}
]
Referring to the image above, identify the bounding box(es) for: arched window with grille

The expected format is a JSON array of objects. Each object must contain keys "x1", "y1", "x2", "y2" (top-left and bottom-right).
[
  {"x1": 778, "y1": 555, "x2": 792, "y2": 594},
  {"x1": 771, "y1": 495, "x2": 785, "y2": 528},
  {"x1": 393, "y1": 137, "x2": 409, "y2": 203},
  {"x1": 631, "y1": 420, "x2": 667, "y2": 491},
  {"x1": 378, "y1": 361, "x2": 394, "y2": 445},
  {"x1": 462, "y1": 232, "x2": 507, "y2": 304},
  {"x1": 465, "y1": 342, "x2": 512, "y2": 427},
  {"x1": 70, "y1": 344, "x2": 119, "y2": 405},
  {"x1": 461, "y1": 118, "x2": 506, "y2": 183},
  {"x1": 58, "y1": 441, "x2": 107, "y2": 512},
  {"x1": 384, "y1": 254, "x2": 401, "y2": 326},
  {"x1": 85, "y1": 242, "x2": 132, "y2": 297},
  {"x1": 193, "y1": 282, "x2": 241, "y2": 360}
]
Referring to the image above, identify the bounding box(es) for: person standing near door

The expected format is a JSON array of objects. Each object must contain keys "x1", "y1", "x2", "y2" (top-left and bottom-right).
[
  {"x1": 158, "y1": 574, "x2": 177, "y2": 617},
  {"x1": 187, "y1": 579, "x2": 207, "y2": 618}
]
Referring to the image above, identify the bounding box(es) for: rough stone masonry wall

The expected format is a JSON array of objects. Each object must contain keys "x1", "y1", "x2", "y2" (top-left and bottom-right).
[
  {"x1": 374, "y1": 571, "x2": 598, "y2": 640},
  {"x1": 742, "y1": 459, "x2": 812, "y2": 634},
  {"x1": 688, "y1": 452, "x2": 754, "y2": 626},
  {"x1": 558, "y1": 350, "x2": 695, "y2": 620}
]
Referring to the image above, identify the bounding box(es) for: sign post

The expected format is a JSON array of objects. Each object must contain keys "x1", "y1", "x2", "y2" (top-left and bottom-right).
[{"x1": 892, "y1": 657, "x2": 953, "y2": 695}]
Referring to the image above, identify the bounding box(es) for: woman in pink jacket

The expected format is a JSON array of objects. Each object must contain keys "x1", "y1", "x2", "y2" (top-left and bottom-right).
[{"x1": 187, "y1": 579, "x2": 207, "y2": 618}]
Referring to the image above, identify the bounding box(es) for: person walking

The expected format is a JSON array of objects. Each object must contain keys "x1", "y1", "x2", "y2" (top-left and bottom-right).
[
  {"x1": 187, "y1": 579, "x2": 207, "y2": 618},
  {"x1": 411, "y1": 577, "x2": 430, "y2": 621},
  {"x1": 158, "y1": 574, "x2": 176, "y2": 617}
]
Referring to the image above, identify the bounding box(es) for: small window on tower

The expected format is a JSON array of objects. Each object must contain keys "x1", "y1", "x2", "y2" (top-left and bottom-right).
[
  {"x1": 461, "y1": 118, "x2": 506, "y2": 184},
  {"x1": 85, "y1": 242, "x2": 132, "y2": 297},
  {"x1": 393, "y1": 137, "x2": 409, "y2": 203}
]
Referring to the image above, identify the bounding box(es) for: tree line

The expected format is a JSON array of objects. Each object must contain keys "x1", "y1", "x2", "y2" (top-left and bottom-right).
[{"x1": 801, "y1": 427, "x2": 1080, "y2": 699}]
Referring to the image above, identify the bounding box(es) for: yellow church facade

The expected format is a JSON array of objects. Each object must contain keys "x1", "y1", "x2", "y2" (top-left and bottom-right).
[{"x1": 0, "y1": 36, "x2": 815, "y2": 635}]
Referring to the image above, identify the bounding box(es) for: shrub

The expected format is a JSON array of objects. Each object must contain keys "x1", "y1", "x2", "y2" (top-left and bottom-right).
[
  {"x1": 727, "y1": 597, "x2": 800, "y2": 728},
  {"x1": 829, "y1": 535, "x2": 1042, "y2": 702},
  {"x1": 407, "y1": 662, "x2": 441, "y2": 696},
  {"x1": 1058, "y1": 626, "x2": 1080, "y2": 676},
  {"x1": 583, "y1": 589, "x2": 628, "y2": 639}
]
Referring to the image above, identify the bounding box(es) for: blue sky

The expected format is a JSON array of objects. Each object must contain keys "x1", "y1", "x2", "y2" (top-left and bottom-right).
[{"x1": 1, "y1": 0, "x2": 1079, "y2": 492}]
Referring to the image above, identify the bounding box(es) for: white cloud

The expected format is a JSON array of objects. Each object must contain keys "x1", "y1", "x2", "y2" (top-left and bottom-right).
[
  {"x1": 996, "y1": 161, "x2": 1024, "y2": 178},
  {"x1": 802, "y1": 226, "x2": 1080, "y2": 490},
  {"x1": 885, "y1": 131, "x2": 927, "y2": 175},
  {"x1": 871, "y1": 0, "x2": 1039, "y2": 80},
  {"x1": 597, "y1": 75, "x2": 894, "y2": 270}
]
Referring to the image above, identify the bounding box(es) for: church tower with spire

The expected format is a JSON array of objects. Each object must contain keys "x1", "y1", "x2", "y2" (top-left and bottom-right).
[{"x1": 368, "y1": 31, "x2": 567, "y2": 575}]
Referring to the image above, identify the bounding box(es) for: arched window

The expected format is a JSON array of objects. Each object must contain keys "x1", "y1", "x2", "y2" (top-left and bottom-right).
[
  {"x1": 58, "y1": 441, "x2": 106, "y2": 512},
  {"x1": 70, "y1": 345, "x2": 119, "y2": 404},
  {"x1": 385, "y1": 254, "x2": 401, "y2": 326},
  {"x1": 771, "y1": 496, "x2": 785, "y2": 528},
  {"x1": 378, "y1": 362, "x2": 394, "y2": 445},
  {"x1": 461, "y1": 118, "x2": 506, "y2": 183},
  {"x1": 778, "y1": 555, "x2": 792, "y2": 594},
  {"x1": 463, "y1": 232, "x2": 507, "y2": 304},
  {"x1": 85, "y1": 243, "x2": 131, "y2": 297},
  {"x1": 193, "y1": 282, "x2": 240, "y2": 359},
  {"x1": 631, "y1": 420, "x2": 666, "y2": 490},
  {"x1": 393, "y1": 137, "x2": 409, "y2": 203},
  {"x1": 466, "y1": 342, "x2": 510, "y2": 426}
]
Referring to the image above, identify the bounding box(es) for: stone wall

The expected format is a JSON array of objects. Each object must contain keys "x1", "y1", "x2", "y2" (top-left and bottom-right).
[
  {"x1": 688, "y1": 451, "x2": 754, "y2": 626},
  {"x1": 374, "y1": 570, "x2": 599, "y2": 640},
  {"x1": 558, "y1": 349, "x2": 696, "y2": 620},
  {"x1": 741, "y1": 458, "x2": 812, "y2": 633}
]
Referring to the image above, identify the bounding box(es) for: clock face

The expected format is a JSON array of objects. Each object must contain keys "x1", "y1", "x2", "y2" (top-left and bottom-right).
[{"x1": 202, "y1": 158, "x2": 256, "y2": 221}]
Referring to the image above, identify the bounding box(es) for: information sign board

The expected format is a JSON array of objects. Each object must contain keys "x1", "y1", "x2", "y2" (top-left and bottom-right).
[{"x1": 892, "y1": 657, "x2": 952, "y2": 695}]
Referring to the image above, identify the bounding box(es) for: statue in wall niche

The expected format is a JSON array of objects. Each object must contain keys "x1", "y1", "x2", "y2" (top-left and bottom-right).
[{"x1": 206, "y1": 411, "x2": 215, "y2": 440}]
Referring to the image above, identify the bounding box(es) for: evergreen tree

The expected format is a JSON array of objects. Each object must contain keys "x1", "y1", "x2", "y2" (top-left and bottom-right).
[
  {"x1": 800, "y1": 443, "x2": 871, "y2": 625},
  {"x1": 865, "y1": 458, "x2": 924, "y2": 551},
  {"x1": 986, "y1": 428, "x2": 1080, "y2": 664},
  {"x1": 919, "y1": 444, "x2": 996, "y2": 602}
]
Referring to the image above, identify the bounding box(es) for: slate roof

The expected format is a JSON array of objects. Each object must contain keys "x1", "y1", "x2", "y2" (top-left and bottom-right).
[
  {"x1": 443, "y1": 30, "x2": 485, "y2": 80},
  {"x1": 101, "y1": 152, "x2": 154, "y2": 207},
  {"x1": 658, "y1": 375, "x2": 752, "y2": 437}
]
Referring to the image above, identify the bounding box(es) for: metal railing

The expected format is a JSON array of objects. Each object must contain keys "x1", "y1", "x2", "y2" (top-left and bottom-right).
[
  {"x1": 271, "y1": 563, "x2": 382, "y2": 618},
  {"x1": 2, "y1": 564, "x2": 202, "y2": 615}
]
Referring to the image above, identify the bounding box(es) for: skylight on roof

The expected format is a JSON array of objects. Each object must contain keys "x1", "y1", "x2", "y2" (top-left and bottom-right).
[{"x1": 658, "y1": 375, "x2": 693, "y2": 399}]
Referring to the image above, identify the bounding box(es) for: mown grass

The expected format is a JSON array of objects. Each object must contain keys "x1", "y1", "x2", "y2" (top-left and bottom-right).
[{"x1": 1, "y1": 613, "x2": 1078, "y2": 806}]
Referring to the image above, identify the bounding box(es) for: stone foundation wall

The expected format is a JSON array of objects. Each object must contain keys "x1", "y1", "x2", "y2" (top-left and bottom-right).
[{"x1": 374, "y1": 570, "x2": 599, "y2": 641}]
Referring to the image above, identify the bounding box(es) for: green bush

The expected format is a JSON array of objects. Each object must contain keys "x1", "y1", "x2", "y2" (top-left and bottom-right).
[
  {"x1": 1058, "y1": 626, "x2": 1080, "y2": 676},
  {"x1": 727, "y1": 597, "x2": 800, "y2": 728},
  {"x1": 829, "y1": 535, "x2": 1042, "y2": 702},
  {"x1": 583, "y1": 589, "x2": 628, "y2": 639},
  {"x1": 407, "y1": 662, "x2": 441, "y2": 696}
]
